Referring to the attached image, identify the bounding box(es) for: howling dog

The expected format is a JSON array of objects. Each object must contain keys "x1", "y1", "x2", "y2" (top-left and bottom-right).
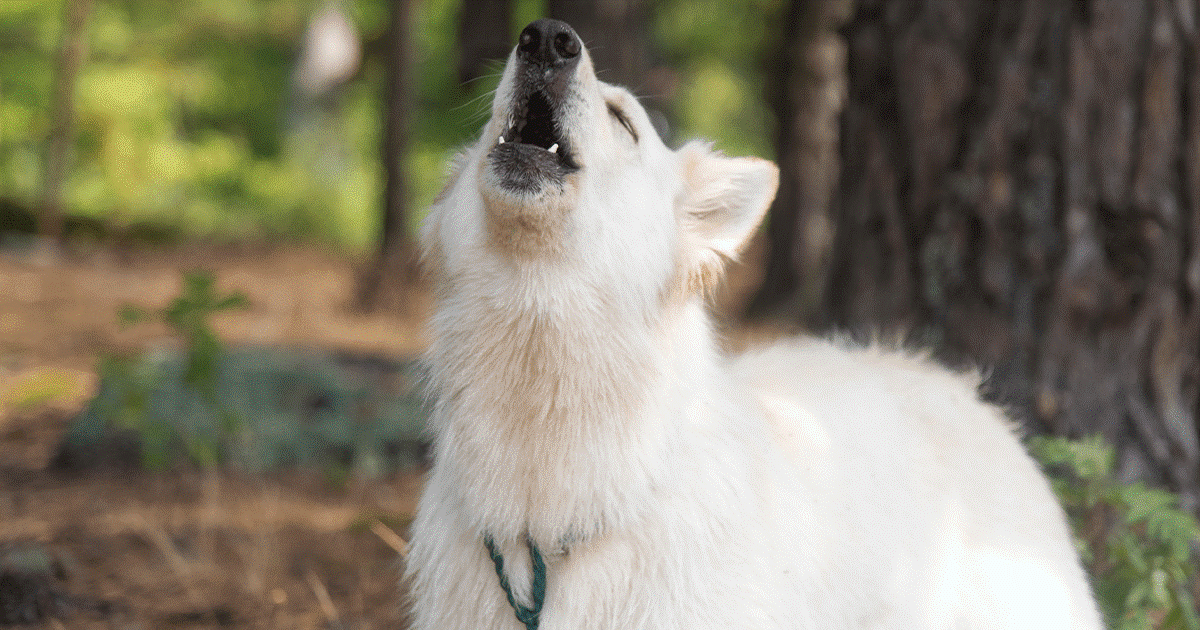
[{"x1": 407, "y1": 18, "x2": 1104, "y2": 630}]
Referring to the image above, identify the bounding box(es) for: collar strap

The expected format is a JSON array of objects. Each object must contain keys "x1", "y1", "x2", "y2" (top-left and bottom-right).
[{"x1": 484, "y1": 534, "x2": 546, "y2": 630}]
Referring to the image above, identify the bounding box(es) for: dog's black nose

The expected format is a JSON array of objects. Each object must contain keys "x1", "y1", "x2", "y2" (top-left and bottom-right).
[{"x1": 517, "y1": 19, "x2": 581, "y2": 67}]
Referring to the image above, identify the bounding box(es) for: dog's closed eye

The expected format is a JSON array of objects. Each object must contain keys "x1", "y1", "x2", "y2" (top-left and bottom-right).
[{"x1": 607, "y1": 102, "x2": 638, "y2": 143}]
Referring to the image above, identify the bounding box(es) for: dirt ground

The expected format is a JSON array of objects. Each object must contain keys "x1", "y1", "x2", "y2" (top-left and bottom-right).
[
  {"x1": 0, "y1": 243, "x2": 432, "y2": 629},
  {"x1": 0, "y1": 238, "x2": 771, "y2": 629}
]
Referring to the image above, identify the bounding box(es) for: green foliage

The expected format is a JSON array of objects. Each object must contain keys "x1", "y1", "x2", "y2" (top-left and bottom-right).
[
  {"x1": 655, "y1": 0, "x2": 784, "y2": 157},
  {"x1": 1031, "y1": 435, "x2": 1200, "y2": 630},
  {"x1": 2, "y1": 0, "x2": 385, "y2": 248},
  {"x1": 103, "y1": 270, "x2": 248, "y2": 469},
  {"x1": 71, "y1": 272, "x2": 430, "y2": 474}
]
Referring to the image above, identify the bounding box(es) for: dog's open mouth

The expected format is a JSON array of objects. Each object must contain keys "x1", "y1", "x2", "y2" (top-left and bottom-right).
[
  {"x1": 488, "y1": 88, "x2": 578, "y2": 191},
  {"x1": 501, "y1": 91, "x2": 562, "y2": 153}
]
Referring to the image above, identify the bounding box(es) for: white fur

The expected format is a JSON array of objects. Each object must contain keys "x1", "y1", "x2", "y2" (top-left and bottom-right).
[{"x1": 407, "y1": 40, "x2": 1105, "y2": 630}]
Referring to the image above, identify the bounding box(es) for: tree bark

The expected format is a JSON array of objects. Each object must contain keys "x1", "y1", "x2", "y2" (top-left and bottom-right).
[
  {"x1": 546, "y1": 0, "x2": 677, "y2": 142},
  {"x1": 759, "y1": 0, "x2": 1200, "y2": 506},
  {"x1": 547, "y1": 0, "x2": 651, "y2": 93},
  {"x1": 457, "y1": 0, "x2": 515, "y2": 84},
  {"x1": 749, "y1": 0, "x2": 853, "y2": 319}
]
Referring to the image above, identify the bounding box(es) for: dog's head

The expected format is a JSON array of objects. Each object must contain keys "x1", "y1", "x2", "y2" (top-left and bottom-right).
[{"x1": 425, "y1": 18, "x2": 778, "y2": 305}]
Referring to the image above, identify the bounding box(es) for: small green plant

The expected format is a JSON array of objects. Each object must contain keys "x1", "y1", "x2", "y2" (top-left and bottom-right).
[
  {"x1": 1031, "y1": 435, "x2": 1200, "y2": 630},
  {"x1": 101, "y1": 270, "x2": 249, "y2": 469}
]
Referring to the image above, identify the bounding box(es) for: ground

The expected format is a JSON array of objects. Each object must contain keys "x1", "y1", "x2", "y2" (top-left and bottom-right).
[
  {"x1": 0, "y1": 243, "x2": 431, "y2": 629},
  {"x1": 0, "y1": 238, "x2": 768, "y2": 629}
]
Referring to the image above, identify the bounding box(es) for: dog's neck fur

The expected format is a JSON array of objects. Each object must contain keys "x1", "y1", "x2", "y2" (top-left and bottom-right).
[{"x1": 426, "y1": 260, "x2": 721, "y2": 546}]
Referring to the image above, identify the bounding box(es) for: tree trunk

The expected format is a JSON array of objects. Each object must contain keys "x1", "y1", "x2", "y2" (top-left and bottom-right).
[
  {"x1": 760, "y1": 0, "x2": 1200, "y2": 507},
  {"x1": 357, "y1": 0, "x2": 416, "y2": 312},
  {"x1": 39, "y1": 0, "x2": 93, "y2": 244},
  {"x1": 547, "y1": 0, "x2": 651, "y2": 93},
  {"x1": 457, "y1": 0, "x2": 515, "y2": 84},
  {"x1": 546, "y1": 0, "x2": 680, "y2": 144},
  {"x1": 749, "y1": 0, "x2": 853, "y2": 319}
]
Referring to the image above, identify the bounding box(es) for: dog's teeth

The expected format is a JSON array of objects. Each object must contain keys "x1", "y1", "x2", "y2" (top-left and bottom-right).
[
  {"x1": 548, "y1": 143, "x2": 559, "y2": 154},
  {"x1": 499, "y1": 136, "x2": 505, "y2": 144}
]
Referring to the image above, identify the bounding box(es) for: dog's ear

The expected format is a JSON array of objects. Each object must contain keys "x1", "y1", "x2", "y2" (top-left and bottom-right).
[{"x1": 673, "y1": 141, "x2": 779, "y2": 297}]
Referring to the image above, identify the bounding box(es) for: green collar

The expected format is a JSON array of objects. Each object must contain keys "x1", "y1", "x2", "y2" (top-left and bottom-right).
[{"x1": 484, "y1": 535, "x2": 546, "y2": 630}]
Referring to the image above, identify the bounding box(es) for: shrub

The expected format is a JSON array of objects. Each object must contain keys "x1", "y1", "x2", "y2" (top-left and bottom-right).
[
  {"x1": 1031, "y1": 435, "x2": 1200, "y2": 630},
  {"x1": 101, "y1": 270, "x2": 248, "y2": 469}
]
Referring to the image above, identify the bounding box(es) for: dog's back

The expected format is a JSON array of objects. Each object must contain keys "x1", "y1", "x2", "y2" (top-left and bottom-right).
[{"x1": 737, "y1": 339, "x2": 1102, "y2": 628}]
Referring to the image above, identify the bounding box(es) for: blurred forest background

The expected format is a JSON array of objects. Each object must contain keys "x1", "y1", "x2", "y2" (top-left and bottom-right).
[
  {"x1": 0, "y1": 0, "x2": 776, "y2": 250},
  {"x1": 3, "y1": 0, "x2": 1200, "y2": 627},
  {"x1": 6, "y1": 0, "x2": 1197, "y2": 505}
]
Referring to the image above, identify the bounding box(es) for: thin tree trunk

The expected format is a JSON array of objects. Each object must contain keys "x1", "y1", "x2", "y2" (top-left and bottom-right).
[
  {"x1": 547, "y1": 0, "x2": 650, "y2": 92},
  {"x1": 546, "y1": 0, "x2": 680, "y2": 143},
  {"x1": 457, "y1": 0, "x2": 515, "y2": 84},
  {"x1": 39, "y1": 0, "x2": 93, "y2": 244},
  {"x1": 749, "y1": 0, "x2": 853, "y2": 319},
  {"x1": 357, "y1": 0, "x2": 416, "y2": 312}
]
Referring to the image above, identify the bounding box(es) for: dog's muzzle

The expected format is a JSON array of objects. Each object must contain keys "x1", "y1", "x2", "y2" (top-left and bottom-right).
[{"x1": 488, "y1": 19, "x2": 582, "y2": 192}]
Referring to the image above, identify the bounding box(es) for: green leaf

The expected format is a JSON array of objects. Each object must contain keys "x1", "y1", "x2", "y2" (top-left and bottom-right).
[
  {"x1": 1072, "y1": 435, "x2": 1116, "y2": 481},
  {"x1": 219, "y1": 409, "x2": 243, "y2": 433},
  {"x1": 1117, "y1": 608, "x2": 1152, "y2": 630},
  {"x1": 1029, "y1": 434, "x2": 1115, "y2": 482},
  {"x1": 215, "y1": 291, "x2": 250, "y2": 311},
  {"x1": 1114, "y1": 531, "x2": 1149, "y2": 575},
  {"x1": 0, "y1": 1, "x2": 45, "y2": 17},
  {"x1": 1175, "y1": 585, "x2": 1200, "y2": 630},
  {"x1": 163, "y1": 296, "x2": 192, "y2": 332},
  {"x1": 1124, "y1": 579, "x2": 1149, "y2": 611},
  {"x1": 117, "y1": 304, "x2": 151, "y2": 327},
  {"x1": 139, "y1": 420, "x2": 174, "y2": 472},
  {"x1": 186, "y1": 437, "x2": 220, "y2": 468},
  {"x1": 182, "y1": 270, "x2": 216, "y2": 301},
  {"x1": 1149, "y1": 565, "x2": 1170, "y2": 608},
  {"x1": 1121, "y1": 484, "x2": 1176, "y2": 525},
  {"x1": 1146, "y1": 510, "x2": 1200, "y2": 563}
]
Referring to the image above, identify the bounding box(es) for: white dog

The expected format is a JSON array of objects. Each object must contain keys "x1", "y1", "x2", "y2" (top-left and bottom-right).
[{"x1": 406, "y1": 18, "x2": 1105, "y2": 630}]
